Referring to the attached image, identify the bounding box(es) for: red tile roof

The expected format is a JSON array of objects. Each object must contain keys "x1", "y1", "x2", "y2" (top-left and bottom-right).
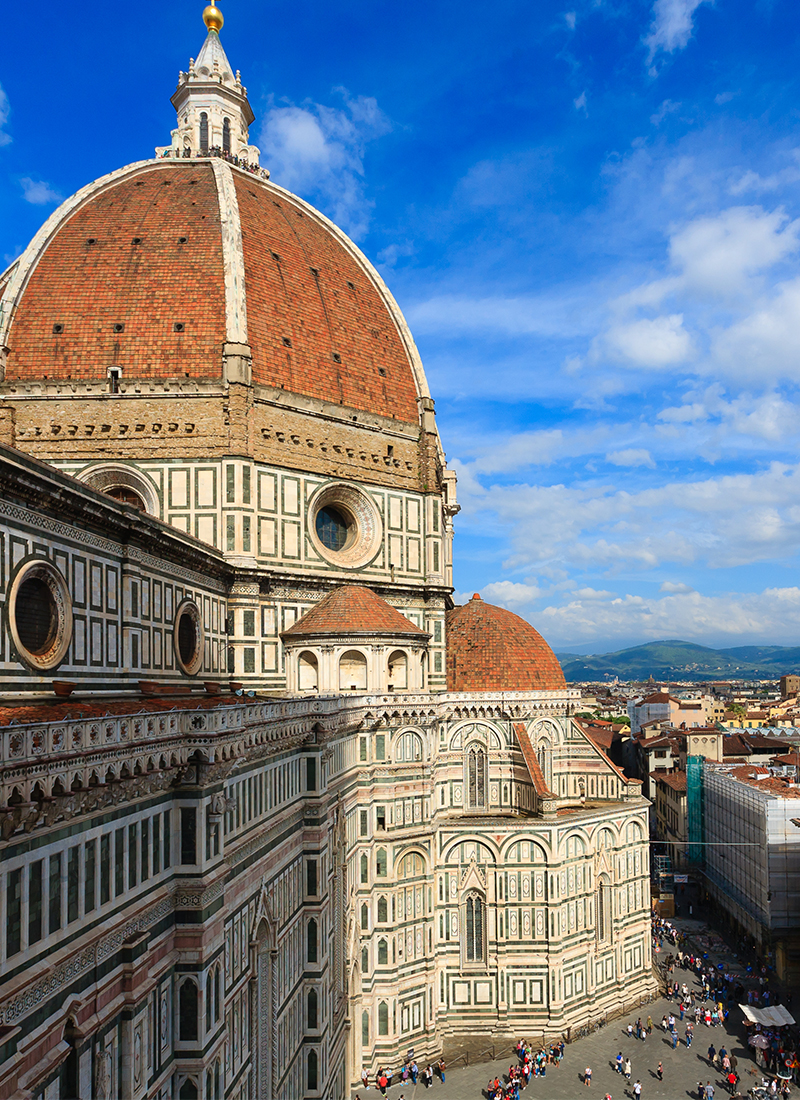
[
  {"x1": 513, "y1": 722, "x2": 554, "y2": 798},
  {"x1": 0, "y1": 694, "x2": 249, "y2": 728},
  {"x1": 656, "y1": 772, "x2": 687, "y2": 792},
  {"x1": 5, "y1": 161, "x2": 422, "y2": 423},
  {"x1": 281, "y1": 585, "x2": 427, "y2": 638},
  {"x1": 446, "y1": 595, "x2": 566, "y2": 693}
]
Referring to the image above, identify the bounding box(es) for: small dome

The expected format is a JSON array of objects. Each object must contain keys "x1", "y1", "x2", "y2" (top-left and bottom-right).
[{"x1": 446, "y1": 593, "x2": 566, "y2": 692}]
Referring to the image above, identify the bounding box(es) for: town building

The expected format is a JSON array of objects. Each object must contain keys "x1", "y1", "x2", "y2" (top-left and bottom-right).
[
  {"x1": 0, "y1": 6, "x2": 657, "y2": 1098},
  {"x1": 703, "y1": 764, "x2": 800, "y2": 983}
]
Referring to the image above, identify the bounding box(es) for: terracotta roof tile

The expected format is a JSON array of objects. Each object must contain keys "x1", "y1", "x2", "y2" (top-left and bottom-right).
[
  {"x1": 446, "y1": 595, "x2": 565, "y2": 693},
  {"x1": 281, "y1": 585, "x2": 427, "y2": 638}
]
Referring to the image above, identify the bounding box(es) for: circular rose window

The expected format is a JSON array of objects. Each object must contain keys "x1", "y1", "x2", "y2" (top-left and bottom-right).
[
  {"x1": 173, "y1": 600, "x2": 204, "y2": 675},
  {"x1": 8, "y1": 560, "x2": 73, "y2": 671},
  {"x1": 308, "y1": 483, "x2": 382, "y2": 569}
]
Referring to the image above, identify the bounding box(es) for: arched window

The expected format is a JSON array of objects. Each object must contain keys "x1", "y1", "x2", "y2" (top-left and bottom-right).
[
  {"x1": 214, "y1": 966, "x2": 220, "y2": 1022},
  {"x1": 537, "y1": 739, "x2": 553, "y2": 790},
  {"x1": 361, "y1": 945, "x2": 369, "y2": 974},
  {"x1": 377, "y1": 896, "x2": 388, "y2": 922},
  {"x1": 375, "y1": 847, "x2": 387, "y2": 877},
  {"x1": 360, "y1": 853, "x2": 368, "y2": 883},
  {"x1": 298, "y1": 650, "x2": 318, "y2": 691},
  {"x1": 222, "y1": 117, "x2": 231, "y2": 153},
  {"x1": 464, "y1": 893, "x2": 484, "y2": 963},
  {"x1": 307, "y1": 1049, "x2": 318, "y2": 1091},
  {"x1": 307, "y1": 988, "x2": 318, "y2": 1029},
  {"x1": 199, "y1": 112, "x2": 209, "y2": 153},
  {"x1": 362, "y1": 1010, "x2": 370, "y2": 1046},
  {"x1": 597, "y1": 874, "x2": 612, "y2": 943},
  {"x1": 378, "y1": 937, "x2": 388, "y2": 965},
  {"x1": 387, "y1": 650, "x2": 408, "y2": 690},
  {"x1": 466, "y1": 745, "x2": 486, "y2": 809},
  {"x1": 360, "y1": 903, "x2": 369, "y2": 930},
  {"x1": 339, "y1": 650, "x2": 367, "y2": 691},
  {"x1": 307, "y1": 918, "x2": 318, "y2": 963},
  {"x1": 179, "y1": 1080, "x2": 198, "y2": 1100},
  {"x1": 378, "y1": 1001, "x2": 389, "y2": 1036},
  {"x1": 179, "y1": 980, "x2": 199, "y2": 1041},
  {"x1": 396, "y1": 731, "x2": 423, "y2": 762}
]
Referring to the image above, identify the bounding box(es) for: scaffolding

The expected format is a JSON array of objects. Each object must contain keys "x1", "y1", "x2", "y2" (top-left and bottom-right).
[{"x1": 687, "y1": 754, "x2": 704, "y2": 866}]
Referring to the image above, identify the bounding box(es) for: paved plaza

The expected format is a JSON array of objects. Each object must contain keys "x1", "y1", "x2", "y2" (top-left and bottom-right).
[{"x1": 353, "y1": 918, "x2": 774, "y2": 1099}]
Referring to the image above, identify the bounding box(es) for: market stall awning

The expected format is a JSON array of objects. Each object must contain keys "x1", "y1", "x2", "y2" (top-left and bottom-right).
[{"x1": 740, "y1": 1004, "x2": 796, "y2": 1026}]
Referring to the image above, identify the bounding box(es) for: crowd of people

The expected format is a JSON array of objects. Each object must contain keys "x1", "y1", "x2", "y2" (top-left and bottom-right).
[
  {"x1": 356, "y1": 1057, "x2": 446, "y2": 1095},
  {"x1": 485, "y1": 1040, "x2": 566, "y2": 1098}
]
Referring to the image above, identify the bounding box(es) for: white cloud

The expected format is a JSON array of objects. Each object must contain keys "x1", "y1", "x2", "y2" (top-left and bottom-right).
[
  {"x1": 606, "y1": 448, "x2": 656, "y2": 468},
  {"x1": 564, "y1": 11, "x2": 577, "y2": 29},
  {"x1": 259, "y1": 90, "x2": 391, "y2": 240},
  {"x1": 481, "y1": 581, "x2": 542, "y2": 609},
  {"x1": 574, "y1": 91, "x2": 588, "y2": 114},
  {"x1": 715, "y1": 91, "x2": 736, "y2": 106},
  {"x1": 377, "y1": 241, "x2": 414, "y2": 268},
  {"x1": 20, "y1": 178, "x2": 63, "y2": 205},
  {"x1": 605, "y1": 313, "x2": 691, "y2": 367},
  {"x1": 729, "y1": 154, "x2": 800, "y2": 196},
  {"x1": 0, "y1": 83, "x2": 10, "y2": 147},
  {"x1": 644, "y1": 0, "x2": 710, "y2": 64},
  {"x1": 650, "y1": 99, "x2": 680, "y2": 126},
  {"x1": 404, "y1": 292, "x2": 595, "y2": 339},
  {"x1": 712, "y1": 276, "x2": 800, "y2": 381},
  {"x1": 669, "y1": 206, "x2": 800, "y2": 295},
  {"x1": 660, "y1": 581, "x2": 694, "y2": 593}
]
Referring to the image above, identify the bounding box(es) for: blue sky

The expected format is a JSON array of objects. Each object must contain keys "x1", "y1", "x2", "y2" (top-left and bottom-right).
[{"x1": 3, "y1": 0, "x2": 800, "y2": 652}]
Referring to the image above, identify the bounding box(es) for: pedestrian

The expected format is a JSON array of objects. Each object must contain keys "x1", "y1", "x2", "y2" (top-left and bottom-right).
[
  {"x1": 708, "y1": 1043, "x2": 716, "y2": 1066},
  {"x1": 627, "y1": 1023, "x2": 634, "y2": 1039},
  {"x1": 686, "y1": 1028, "x2": 693, "y2": 1047},
  {"x1": 706, "y1": 1083, "x2": 714, "y2": 1099},
  {"x1": 361, "y1": 1067, "x2": 370, "y2": 1090},
  {"x1": 438, "y1": 1059, "x2": 446, "y2": 1084},
  {"x1": 698, "y1": 1082, "x2": 706, "y2": 1100},
  {"x1": 585, "y1": 1065, "x2": 592, "y2": 1086},
  {"x1": 657, "y1": 1061, "x2": 663, "y2": 1080},
  {"x1": 633, "y1": 1082, "x2": 642, "y2": 1099},
  {"x1": 672, "y1": 1029, "x2": 678, "y2": 1049},
  {"x1": 616, "y1": 1052, "x2": 623, "y2": 1074},
  {"x1": 646, "y1": 1015, "x2": 653, "y2": 1034},
  {"x1": 624, "y1": 1058, "x2": 632, "y2": 1081}
]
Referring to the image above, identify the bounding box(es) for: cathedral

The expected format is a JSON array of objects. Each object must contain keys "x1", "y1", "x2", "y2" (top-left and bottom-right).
[{"x1": 0, "y1": 6, "x2": 655, "y2": 1098}]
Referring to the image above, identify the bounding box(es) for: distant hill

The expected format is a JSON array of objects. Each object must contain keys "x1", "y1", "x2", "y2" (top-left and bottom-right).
[{"x1": 557, "y1": 639, "x2": 800, "y2": 683}]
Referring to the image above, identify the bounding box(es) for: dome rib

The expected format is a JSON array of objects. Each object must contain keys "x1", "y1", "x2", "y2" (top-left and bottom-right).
[{"x1": 446, "y1": 594, "x2": 566, "y2": 692}]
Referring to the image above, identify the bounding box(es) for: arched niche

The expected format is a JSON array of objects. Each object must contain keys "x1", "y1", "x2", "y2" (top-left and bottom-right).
[{"x1": 339, "y1": 650, "x2": 367, "y2": 691}]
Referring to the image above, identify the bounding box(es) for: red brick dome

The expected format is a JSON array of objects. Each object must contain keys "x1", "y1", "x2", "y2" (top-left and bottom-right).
[
  {"x1": 446, "y1": 593, "x2": 566, "y2": 692},
  {"x1": 0, "y1": 159, "x2": 427, "y2": 424}
]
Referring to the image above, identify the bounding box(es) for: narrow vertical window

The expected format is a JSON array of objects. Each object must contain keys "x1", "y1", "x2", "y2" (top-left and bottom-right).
[
  {"x1": 28, "y1": 860, "x2": 43, "y2": 944},
  {"x1": 226, "y1": 464, "x2": 235, "y2": 503},
  {"x1": 84, "y1": 841, "x2": 96, "y2": 914},
  {"x1": 306, "y1": 859, "x2": 317, "y2": 897},
  {"x1": 164, "y1": 810, "x2": 171, "y2": 868},
  {"x1": 242, "y1": 463, "x2": 250, "y2": 503},
  {"x1": 128, "y1": 824, "x2": 138, "y2": 889},
  {"x1": 242, "y1": 515, "x2": 251, "y2": 553},
  {"x1": 153, "y1": 815, "x2": 161, "y2": 875},
  {"x1": 179, "y1": 980, "x2": 199, "y2": 1041},
  {"x1": 307, "y1": 988, "x2": 318, "y2": 1029},
  {"x1": 306, "y1": 757, "x2": 317, "y2": 791},
  {"x1": 465, "y1": 893, "x2": 484, "y2": 962},
  {"x1": 199, "y1": 112, "x2": 209, "y2": 153},
  {"x1": 307, "y1": 1049, "x2": 318, "y2": 1091},
  {"x1": 67, "y1": 847, "x2": 79, "y2": 922},
  {"x1": 99, "y1": 836, "x2": 110, "y2": 905},
  {"x1": 114, "y1": 829, "x2": 125, "y2": 896},
  {"x1": 49, "y1": 853, "x2": 62, "y2": 932},
  {"x1": 360, "y1": 854, "x2": 368, "y2": 883},
  {"x1": 226, "y1": 514, "x2": 236, "y2": 552},
  {"x1": 6, "y1": 869, "x2": 21, "y2": 956},
  {"x1": 307, "y1": 918, "x2": 318, "y2": 963},
  {"x1": 181, "y1": 808, "x2": 197, "y2": 864},
  {"x1": 141, "y1": 818, "x2": 150, "y2": 881},
  {"x1": 467, "y1": 746, "x2": 486, "y2": 809},
  {"x1": 378, "y1": 1001, "x2": 389, "y2": 1036},
  {"x1": 362, "y1": 1009, "x2": 369, "y2": 1046}
]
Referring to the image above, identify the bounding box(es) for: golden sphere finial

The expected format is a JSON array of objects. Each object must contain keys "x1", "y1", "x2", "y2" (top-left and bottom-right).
[{"x1": 203, "y1": 2, "x2": 224, "y2": 32}]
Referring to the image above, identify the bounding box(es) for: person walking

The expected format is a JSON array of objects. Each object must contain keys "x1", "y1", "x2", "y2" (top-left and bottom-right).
[
  {"x1": 624, "y1": 1057, "x2": 632, "y2": 1082},
  {"x1": 707, "y1": 1043, "x2": 716, "y2": 1066},
  {"x1": 657, "y1": 1061, "x2": 663, "y2": 1080},
  {"x1": 584, "y1": 1065, "x2": 592, "y2": 1086},
  {"x1": 672, "y1": 1029, "x2": 678, "y2": 1049},
  {"x1": 633, "y1": 1082, "x2": 642, "y2": 1099},
  {"x1": 686, "y1": 1026, "x2": 693, "y2": 1048},
  {"x1": 616, "y1": 1052, "x2": 624, "y2": 1074},
  {"x1": 706, "y1": 1083, "x2": 714, "y2": 1100},
  {"x1": 438, "y1": 1059, "x2": 446, "y2": 1084},
  {"x1": 361, "y1": 1067, "x2": 370, "y2": 1091},
  {"x1": 646, "y1": 1015, "x2": 653, "y2": 1034}
]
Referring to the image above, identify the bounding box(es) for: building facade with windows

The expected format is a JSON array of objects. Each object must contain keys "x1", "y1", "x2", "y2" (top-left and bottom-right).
[{"x1": 0, "y1": 7, "x2": 656, "y2": 1098}]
